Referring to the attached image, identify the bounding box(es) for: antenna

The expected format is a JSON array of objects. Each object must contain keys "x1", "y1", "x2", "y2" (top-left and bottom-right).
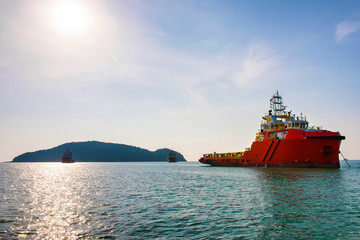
[{"x1": 270, "y1": 90, "x2": 287, "y2": 117}]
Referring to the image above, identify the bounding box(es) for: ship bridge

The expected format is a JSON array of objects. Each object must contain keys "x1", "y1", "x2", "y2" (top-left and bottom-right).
[{"x1": 260, "y1": 91, "x2": 309, "y2": 132}]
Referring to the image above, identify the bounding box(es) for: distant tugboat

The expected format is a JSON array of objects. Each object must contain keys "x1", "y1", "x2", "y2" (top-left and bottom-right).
[
  {"x1": 61, "y1": 149, "x2": 74, "y2": 163},
  {"x1": 167, "y1": 150, "x2": 177, "y2": 162}
]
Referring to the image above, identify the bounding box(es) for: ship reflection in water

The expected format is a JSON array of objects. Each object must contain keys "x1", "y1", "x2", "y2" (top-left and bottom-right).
[{"x1": 249, "y1": 167, "x2": 346, "y2": 234}]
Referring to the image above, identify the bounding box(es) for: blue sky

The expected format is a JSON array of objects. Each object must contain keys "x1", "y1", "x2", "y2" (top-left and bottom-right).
[{"x1": 1, "y1": 0, "x2": 360, "y2": 161}]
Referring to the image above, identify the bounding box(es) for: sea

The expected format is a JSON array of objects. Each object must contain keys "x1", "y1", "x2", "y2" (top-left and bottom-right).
[{"x1": 1, "y1": 161, "x2": 360, "y2": 240}]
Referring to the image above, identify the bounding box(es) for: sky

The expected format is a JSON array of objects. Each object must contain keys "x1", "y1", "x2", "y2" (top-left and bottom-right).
[{"x1": 1, "y1": 0, "x2": 360, "y2": 162}]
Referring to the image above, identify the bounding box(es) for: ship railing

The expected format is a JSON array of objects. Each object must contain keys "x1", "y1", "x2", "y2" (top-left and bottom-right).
[
  {"x1": 262, "y1": 122, "x2": 312, "y2": 131},
  {"x1": 308, "y1": 125, "x2": 323, "y2": 130},
  {"x1": 203, "y1": 152, "x2": 244, "y2": 158},
  {"x1": 261, "y1": 123, "x2": 286, "y2": 131}
]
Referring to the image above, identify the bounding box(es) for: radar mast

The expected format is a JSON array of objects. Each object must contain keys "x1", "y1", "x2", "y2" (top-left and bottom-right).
[{"x1": 270, "y1": 90, "x2": 287, "y2": 118}]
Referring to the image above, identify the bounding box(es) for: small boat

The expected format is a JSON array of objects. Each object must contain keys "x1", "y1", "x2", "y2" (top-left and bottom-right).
[
  {"x1": 61, "y1": 149, "x2": 74, "y2": 163},
  {"x1": 167, "y1": 150, "x2": 177, "y2": 162}
]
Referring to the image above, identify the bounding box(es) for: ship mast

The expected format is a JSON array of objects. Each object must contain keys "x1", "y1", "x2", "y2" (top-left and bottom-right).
[{"x1": 270, "y1": 90, "x2": 287, "y2": 119}]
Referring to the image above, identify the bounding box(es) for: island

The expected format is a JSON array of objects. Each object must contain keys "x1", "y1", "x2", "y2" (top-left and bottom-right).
[{"x1": 12, "y1": 141, "x2": 187, "y2": 162}]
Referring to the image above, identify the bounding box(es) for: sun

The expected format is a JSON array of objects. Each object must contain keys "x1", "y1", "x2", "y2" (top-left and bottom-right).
[{"x1": 51, "y1": 1, "x2": 91, "y2": 36}]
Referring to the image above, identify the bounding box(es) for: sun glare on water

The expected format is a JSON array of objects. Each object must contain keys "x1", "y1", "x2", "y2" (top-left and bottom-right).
[{"x1": 51, "y1": 1, "x2": 91, "y2": 36}]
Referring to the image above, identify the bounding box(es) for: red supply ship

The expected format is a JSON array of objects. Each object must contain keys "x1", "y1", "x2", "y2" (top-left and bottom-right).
[
  {"x1": 199, "y1": 91, "x2": 345, "y2": 168},
  {"x1": 61, "y1": 149, "x2": 74, "y2": 163}
]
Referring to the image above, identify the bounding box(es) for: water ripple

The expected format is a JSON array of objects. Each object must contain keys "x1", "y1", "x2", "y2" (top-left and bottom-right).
[{"x1": 1, "y1": 162, "x2": 360, "y2": 239}]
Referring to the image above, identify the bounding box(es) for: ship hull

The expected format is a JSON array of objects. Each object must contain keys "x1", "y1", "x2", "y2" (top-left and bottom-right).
[
  {"x1": 199, "y1": 129, "x2": 344, "y2": 168},
  {"x1": 168, "y1": 156, "x2": 177, "y2": 162},
  {"x1": 61, "y1": 157, "x2": 74, "y2": 163}
]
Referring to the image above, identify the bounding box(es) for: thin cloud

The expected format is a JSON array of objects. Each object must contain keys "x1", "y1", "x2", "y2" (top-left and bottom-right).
[
  {"x1": 230, "y1": 43, "x2": 279, "y2": 86},
  {"x1": 335, "y1": 20, "x2": 360, "y2": 42}
]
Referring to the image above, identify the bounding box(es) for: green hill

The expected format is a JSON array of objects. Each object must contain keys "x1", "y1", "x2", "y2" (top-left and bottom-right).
[{"x1": 12, "y1": 141, "x2": 186, "y2": 162}]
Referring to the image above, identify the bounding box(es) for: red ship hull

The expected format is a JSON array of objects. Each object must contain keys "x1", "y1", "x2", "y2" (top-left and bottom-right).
[
  {"x1": 168, "y1": 156, "x2": 177, "y2": 162},
  {"x1": 199, "y1": 129, "x2": 345, "y2": 168},
  {"x1": 61, "y1": 157, "x2": 74, "y2": 163}
]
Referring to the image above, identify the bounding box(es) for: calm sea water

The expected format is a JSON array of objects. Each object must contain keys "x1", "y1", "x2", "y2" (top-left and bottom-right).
[{"x1": 1, "y1": 161, "x2": 360, "y2": 239}]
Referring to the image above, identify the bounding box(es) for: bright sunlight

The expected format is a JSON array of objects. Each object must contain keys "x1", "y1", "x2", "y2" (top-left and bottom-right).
[{"x1": 51, "y1": 1, "x2": 91, "y2": 36}]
